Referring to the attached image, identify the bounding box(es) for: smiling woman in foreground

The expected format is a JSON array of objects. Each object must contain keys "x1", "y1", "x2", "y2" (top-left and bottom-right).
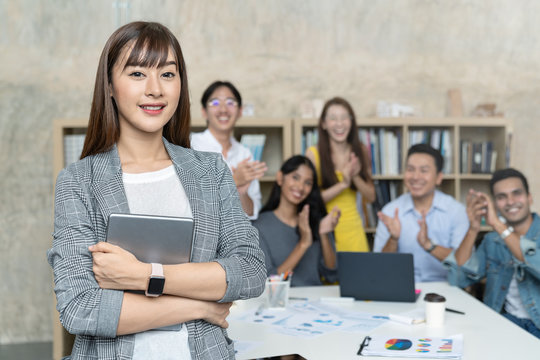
[{"x1": 47, "y1": 21, "x2": 266, "y2": 360}]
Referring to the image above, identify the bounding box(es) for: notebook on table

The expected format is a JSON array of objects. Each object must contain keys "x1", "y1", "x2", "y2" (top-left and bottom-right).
[
  {"x1": 106, "y1": 213, "x2": 194, "y2": 264},
  {"x1": 337, "y1": 252, "x2": 418, "y2": 302}
]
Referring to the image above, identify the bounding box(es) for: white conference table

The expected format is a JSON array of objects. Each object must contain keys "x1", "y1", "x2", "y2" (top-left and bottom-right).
[{"x1": 228, "y1": 282, "x2": 540, "y2": 359}]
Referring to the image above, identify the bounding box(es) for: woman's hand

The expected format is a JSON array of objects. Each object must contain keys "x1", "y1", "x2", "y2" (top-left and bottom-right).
[
  {"x1": 89, "y1": 242, "x2": 147, "y2": 291},
  {"x1": 341, "y1": 152, "x2": 360, "y2": 187},
  {"x1": 298, "y1": 204, "x2": 313, "y2": 248},
  {"x1": 349, "y1": 152, "x2": 361, "y2": 178},
  {"x1": 201, "y1": 301, "x2": 233, "y2": 328},
  {"x1": 319, "y1": 206, "x2": 341, "y2": 235}
]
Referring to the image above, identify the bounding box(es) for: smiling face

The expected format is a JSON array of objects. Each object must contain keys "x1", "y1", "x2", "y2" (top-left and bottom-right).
[
  {"x1": 110, "y1": 45, "x2": 181, "y2": 137},
  {"x1": 493, "y1": 177, "x2": 533, "y2": 227},
  {"x1": 404, "y1": 153, "x2": 443, "y2": 201},
  {"x1": 322, "y1": 104, "x2": 352, "y2": 144},
  {"x1": 202, "y1": 85, "x2": 242, "y2": 136},
  {"x1": 277, "y1": 164, "x2": 315, "y2": 206}
]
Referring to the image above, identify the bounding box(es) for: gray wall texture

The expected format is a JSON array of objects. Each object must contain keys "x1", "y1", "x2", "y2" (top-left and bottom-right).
[{"x1": 1, "y1": 0, "x2": 539, "y2": 343}]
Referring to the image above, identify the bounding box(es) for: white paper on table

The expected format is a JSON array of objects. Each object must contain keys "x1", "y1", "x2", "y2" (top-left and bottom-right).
[
  {"x1": 360, "y1": 334, "x2": 463, "y2": 359},
  {"x1": 235, "y1": 301, "x2": 388, "y2": 338},
  {"x1": 233, "y1": 340, "x2": 263, "y2": 357},
  {"x1": 389, "y1": 308, "x2": 426, "y2": 325}
]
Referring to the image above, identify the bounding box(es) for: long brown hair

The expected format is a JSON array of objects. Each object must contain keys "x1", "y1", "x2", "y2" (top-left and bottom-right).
[
  {"x1": 317, "y1": 97, "x2": 370, "y2": 189},
  {"x1": 81, "y1": 21, "x2": 190, "y2": 158}
]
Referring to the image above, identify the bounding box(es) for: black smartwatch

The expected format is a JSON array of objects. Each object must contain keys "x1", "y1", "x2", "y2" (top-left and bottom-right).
[
  {"x1": 426, "y1": 242, "x2": 437, "y2": 253},
  {"x1": 145, "y1": 263, "x2": 165, "y2": 297}
]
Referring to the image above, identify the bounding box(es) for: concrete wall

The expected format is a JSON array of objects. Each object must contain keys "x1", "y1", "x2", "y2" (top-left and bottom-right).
[{"x1": 1, "y1": 0, "x2": 539, "y2": 343}]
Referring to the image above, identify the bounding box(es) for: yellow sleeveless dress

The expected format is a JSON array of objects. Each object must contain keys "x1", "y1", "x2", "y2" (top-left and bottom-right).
[{"x1": 309, "y1": 146, "x2": 369, "y2": 252}]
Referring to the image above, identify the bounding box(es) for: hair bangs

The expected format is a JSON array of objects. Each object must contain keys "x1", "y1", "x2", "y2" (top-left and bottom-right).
[{"x1": 125, "y1": 29, "x2": 177, "y2": 70}]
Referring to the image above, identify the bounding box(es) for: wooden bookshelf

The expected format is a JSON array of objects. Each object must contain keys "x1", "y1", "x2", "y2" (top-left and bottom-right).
[
  {"x1": 52, "y1": 119, "x2": 87, "y2": 360},
  {"x1": 294, "y1": 117, "x2": 513, "y2": 231}
]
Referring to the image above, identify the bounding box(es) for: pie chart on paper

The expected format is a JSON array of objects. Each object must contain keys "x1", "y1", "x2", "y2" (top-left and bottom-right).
[{"x1": 385, "y1": 338, "x2": 413, "y2": 350}]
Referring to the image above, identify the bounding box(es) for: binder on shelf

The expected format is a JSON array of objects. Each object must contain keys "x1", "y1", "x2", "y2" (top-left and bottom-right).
[
  {"x1": 240, "y1": 134, "x2": 266, "y2": 162},
  {"x1": 471, "y1": 142, "x2": 483, "y2": 173}
]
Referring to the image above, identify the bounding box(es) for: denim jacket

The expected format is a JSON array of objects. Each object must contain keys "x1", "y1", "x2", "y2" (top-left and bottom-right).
[{"x1": 444, "y1": 213, "x2": 540, "y2": 329}]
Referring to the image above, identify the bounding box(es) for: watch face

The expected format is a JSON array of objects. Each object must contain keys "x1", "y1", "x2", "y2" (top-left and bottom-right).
[{"x1": 147, "y1": 277, "x2": 165, "y2": 296}]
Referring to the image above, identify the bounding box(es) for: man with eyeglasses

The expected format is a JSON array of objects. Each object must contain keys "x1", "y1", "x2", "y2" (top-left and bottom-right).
[{"x1": 191, "y1": 81, "x2": 267, "y2": 219}]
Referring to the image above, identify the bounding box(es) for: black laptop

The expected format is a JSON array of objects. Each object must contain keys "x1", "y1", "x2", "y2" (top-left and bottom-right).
[{"x1": 337, "y1": 252, "x2": 418, "y2": 302}]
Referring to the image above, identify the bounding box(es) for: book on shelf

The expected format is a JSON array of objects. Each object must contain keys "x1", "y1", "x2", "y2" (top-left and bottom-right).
[
  {"x1": 363, "y1": 180, "x2": 401, "y2": 228},
  {"x1": 460, "y1": 140, "x2": 496, "y2": 174},
  {"x1": 440, "y1": 130, "x2": 452, "y2": 174},
  {"x1": 301, "y1": 129, "x2": 318, "y2": 154},
  {"x1": 63, "y1": 134, "x2": 86, "y2": 166},
  {"x1": 240, "y1": 134, "x2": 266, "y2": 162},
  {"x1": 359, "y1": 128, "x2": 401, "y2": 176}
]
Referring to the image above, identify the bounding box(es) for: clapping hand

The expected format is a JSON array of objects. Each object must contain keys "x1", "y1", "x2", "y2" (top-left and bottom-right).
[
  {"x1": 377, "y1": 208, "x2": 401, "y2": 240},
  {"x1": 319, "y1": 206, "x2": 341, "y2": 235},
  {"x1": 342, "y1": 152, "x2": 361, "y2": 186},
  {"x1": 232, "y1": 158, "x2": 267, "y2": 193},
  {"x1": 298, "y1": 204, "x2": 313, "y2": 248},
  {"x1": 417, "y1": 211, "x2": 431, "y2": 250}
]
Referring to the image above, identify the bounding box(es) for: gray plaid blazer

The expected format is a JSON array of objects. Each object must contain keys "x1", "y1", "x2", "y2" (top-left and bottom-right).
[{"x1": 47, "y1": 138, "x2": 266, "y2": 359}]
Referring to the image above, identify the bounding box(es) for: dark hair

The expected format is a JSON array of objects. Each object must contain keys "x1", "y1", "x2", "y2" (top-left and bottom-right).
[
  {"x1": 81, "y1": 21, "x2": 190, "y2": 158},
  {"x1": 262, "y1": 155, "x2": 328, "y2": 240},
  {"x1": 490, "y1": 168, "x2": 529, "y2": 195},
  {"x1": 317, "y1": 97, "x2": 370, "y2": 189},
  {"x1": 201, "y1": 80, "x2": 242, "y2": 108},
  {"x1": 407, "y1": 143, "x2": 444, "y2": 173}
]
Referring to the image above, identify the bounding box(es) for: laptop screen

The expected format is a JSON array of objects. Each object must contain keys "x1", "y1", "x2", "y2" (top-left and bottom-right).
[{"x1": 337, "y1": 252, "x2": 417, "y2": 302}]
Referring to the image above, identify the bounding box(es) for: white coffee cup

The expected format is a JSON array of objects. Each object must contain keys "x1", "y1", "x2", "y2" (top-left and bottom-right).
[{"x1": 424, "y1": 292, "x2": 446, "y2": 327}]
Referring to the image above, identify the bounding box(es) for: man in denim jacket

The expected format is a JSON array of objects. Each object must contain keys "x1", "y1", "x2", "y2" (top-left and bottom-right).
[{"x1": 444, "y1": 168, "x2": 540, "y2": 338}]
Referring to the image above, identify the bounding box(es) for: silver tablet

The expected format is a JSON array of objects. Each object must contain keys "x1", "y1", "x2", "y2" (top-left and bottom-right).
[{"x1": 106, "y1": 213, "x2": 194, "y2": 265}]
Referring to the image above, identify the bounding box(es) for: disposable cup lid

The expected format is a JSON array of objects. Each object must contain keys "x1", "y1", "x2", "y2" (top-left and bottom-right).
[{"x1": 424, "y1": 292, "x2": 446, "y2": 302}]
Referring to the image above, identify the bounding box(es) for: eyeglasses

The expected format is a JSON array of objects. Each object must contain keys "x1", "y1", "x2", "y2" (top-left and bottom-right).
[{"x1": 207, "y1": 98, "x2": 239, "y2": 108}]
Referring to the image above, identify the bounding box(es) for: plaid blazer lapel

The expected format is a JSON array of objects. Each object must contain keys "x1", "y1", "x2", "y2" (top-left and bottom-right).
[
  {"x1": 90, "y1": 145, "x2": 130, "y2": 222},
  {"x1": 164, "y1": 139, "x2": 214, "y2": 262}
]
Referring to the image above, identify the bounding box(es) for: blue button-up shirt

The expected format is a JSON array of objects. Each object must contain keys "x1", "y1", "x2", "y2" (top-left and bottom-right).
[
  {"x1": 373, "y1": 190, "x2": 469, "y2": 282},
  {"x1": 445, "y1": 213, "x2": 540, "y2": 329}
]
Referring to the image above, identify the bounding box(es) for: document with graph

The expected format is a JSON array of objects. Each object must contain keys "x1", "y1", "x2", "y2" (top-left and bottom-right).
[{"x1": 358, "y1": 334, "x2": 463, "y2": 359}]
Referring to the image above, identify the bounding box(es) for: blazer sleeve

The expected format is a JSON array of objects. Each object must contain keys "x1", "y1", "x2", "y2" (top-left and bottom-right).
[
  {"x1": 47, "y1": 168, "x2": 123, "y2": 338},
  {"x1": 211, "y1": 156, "x2": 267, "y2": 302}
]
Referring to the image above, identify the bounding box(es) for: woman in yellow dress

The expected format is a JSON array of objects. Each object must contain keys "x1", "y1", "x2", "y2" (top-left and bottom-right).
[{"x1": 306, "y1": 97, "x2": 375, "y2": 252}]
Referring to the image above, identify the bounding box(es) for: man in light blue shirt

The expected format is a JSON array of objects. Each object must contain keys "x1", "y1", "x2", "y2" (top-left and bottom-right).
[{"x1": 373, "y1": 144, "x2": 469, "y2": 282}]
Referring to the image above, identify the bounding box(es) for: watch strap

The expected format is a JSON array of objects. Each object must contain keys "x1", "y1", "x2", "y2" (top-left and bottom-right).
[
  {"x1": 500, "y1": 227, "x2": 514, "y2": 240},
  {"x1": 146, "y1": 263, "x2": 165, "y2": 297},
  {"x1": 426, "y1": 242, "x2": 437, "y2": 253},
  {"x1": 151, "y1": 263, "x2": 164, "y2": 277}
]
